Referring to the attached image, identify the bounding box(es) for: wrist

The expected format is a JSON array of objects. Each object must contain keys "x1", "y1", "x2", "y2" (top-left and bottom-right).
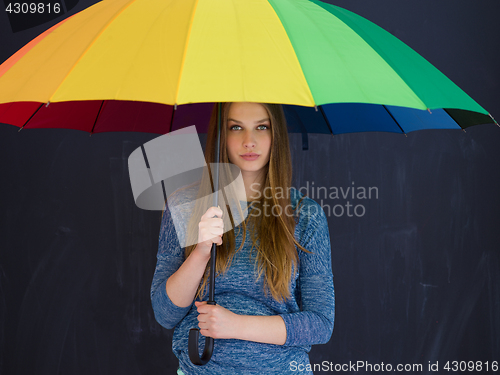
[
  {"x1": 231, "y1": 312, "x2": 245, "y2": 340},
  {"x1": 192, "y1": 244, "x2": 211, "y2": 263}
]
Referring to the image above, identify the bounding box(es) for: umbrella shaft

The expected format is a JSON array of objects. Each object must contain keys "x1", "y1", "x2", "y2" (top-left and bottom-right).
[
  {"x1": 208, "y1": 102, "x2": 222, "y2": 304},
  {"x1": 209, "y1": 243, "x2": 216, "y2": 303}
]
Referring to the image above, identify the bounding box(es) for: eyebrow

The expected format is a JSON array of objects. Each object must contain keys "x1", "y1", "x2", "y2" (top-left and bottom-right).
[{"x1": 227, "y1": 118, "x2": 270, "y2": 124}]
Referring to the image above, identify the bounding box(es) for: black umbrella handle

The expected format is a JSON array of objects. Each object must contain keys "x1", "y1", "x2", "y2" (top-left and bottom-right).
[
  {"x1": 188, "y1": 299, "x2": 216, "y2": 366},
  {"x1": 188, "y1": 103, "x2": 221, "y2": 366},
  {"x1": 188, "y1": 241, "x2": 217, "y2": 365},
  {"x1": 188, "y1": 329, "x2": 214, "y2": 365}
]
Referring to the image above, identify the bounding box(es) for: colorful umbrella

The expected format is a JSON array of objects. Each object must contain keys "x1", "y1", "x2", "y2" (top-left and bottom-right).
[
  {"x1": 0, "y1": 0, "x2": 495, "y2": 366},
  {"x1": 0, "y1": 0, "x2": 495, "y2": 134}
]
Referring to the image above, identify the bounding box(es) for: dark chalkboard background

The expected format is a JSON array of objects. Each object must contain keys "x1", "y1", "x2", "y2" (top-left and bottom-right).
[{"x1": 1, "y1": 1, "x2": 499, "y2": 374}]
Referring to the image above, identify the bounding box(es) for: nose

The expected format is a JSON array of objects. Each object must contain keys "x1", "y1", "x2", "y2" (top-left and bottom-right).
[{"x1": 242, "y1": 130, "x2": 256, "y2": 149}]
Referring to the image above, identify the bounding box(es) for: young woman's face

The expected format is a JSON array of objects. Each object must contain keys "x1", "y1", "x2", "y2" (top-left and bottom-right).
[{"x1": 226, "y1": 102, "x2": 272, "y2": 182}]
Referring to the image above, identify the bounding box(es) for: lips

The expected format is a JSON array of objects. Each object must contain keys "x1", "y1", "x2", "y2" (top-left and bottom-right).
[{"x1": 240, "y1": 153, "x2": 259, "y2": 161}]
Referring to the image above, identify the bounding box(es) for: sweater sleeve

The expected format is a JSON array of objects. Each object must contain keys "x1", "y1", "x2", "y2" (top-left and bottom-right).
[
  {"x1": 279, "y1": 203, "x2": 335, "y2": 346},
  {"x1": 150, "y1": 203, "x2": 192, "y2": 329}
]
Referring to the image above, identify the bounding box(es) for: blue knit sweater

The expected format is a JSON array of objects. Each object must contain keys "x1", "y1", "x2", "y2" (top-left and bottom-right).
[{"x1": 151, "y1": 185, "x2": 334, "y2": 374}]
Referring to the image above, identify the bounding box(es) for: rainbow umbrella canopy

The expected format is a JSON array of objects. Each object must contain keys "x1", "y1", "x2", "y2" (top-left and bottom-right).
[{"x1": 0, "y1": 0, "x2": 495, "y2": 135}]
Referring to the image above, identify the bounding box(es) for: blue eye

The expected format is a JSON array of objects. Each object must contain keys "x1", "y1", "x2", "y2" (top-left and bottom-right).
[{"x1": 228, "y1": 124, "x2": 269, "y2": 131}]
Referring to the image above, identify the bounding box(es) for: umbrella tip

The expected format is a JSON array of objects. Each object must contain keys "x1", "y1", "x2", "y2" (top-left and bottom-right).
[
  {"x1": 46, "y1": 101, "x2": 50, "y2": 108},
  {"x1": 427, "y1": 108, "x2": 432, "y2": 114},
  {"x1": 489, "y1": 113, "x2": 499, "y2": 126},
  {"x1": 314, "y1": 105, "x2": 318, "y2": 112}
]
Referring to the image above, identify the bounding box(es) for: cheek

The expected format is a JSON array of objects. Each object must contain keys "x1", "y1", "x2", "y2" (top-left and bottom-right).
[{"x1": 263, "y1": 135, "x2": 272, "y2": 155}]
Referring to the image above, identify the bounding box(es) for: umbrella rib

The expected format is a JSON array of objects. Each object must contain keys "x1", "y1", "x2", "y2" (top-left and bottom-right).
[
  {"x1": 288, "y1": 106, "x2": 309, "y2": 150},
  {"x1": 90, "y1": 100, "x2": 105, "y2": 135},
  {"x1": 19, "y1": 102, "x2": 44, "y2": 131},
  {"x1": 168, "y1": 104, "x2": 176, "y2": 133},
  {"x1": 318, "y1": 106, "x2": 334, "y2": 136},
  {"x1": 489, "y1": 113, "x2": 499, "y2": 126},
  {"x1": 140, "y1": 144, "x2": 167, "y2": 202},
  {"x1": 383, "y1": 105, "x2": 406, "y2": 135}
]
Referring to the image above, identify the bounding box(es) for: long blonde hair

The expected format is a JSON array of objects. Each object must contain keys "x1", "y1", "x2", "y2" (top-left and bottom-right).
[{"x1": 185, "y1": 102, "x2": 307, "y2": 302}]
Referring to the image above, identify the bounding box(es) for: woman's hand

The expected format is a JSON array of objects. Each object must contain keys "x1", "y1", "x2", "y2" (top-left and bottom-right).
[
  {"x1": 195, "y1": 301, "x2": 240, "y2": 339},
  {"x1": 194, "y1": 301, "x2": 287, "y2": 344},
  {"x1": 164, "y1": 206, "x2": 223, "y2": 308},
  {"x1": 196, "y1": 206, "x2": 224, "y2": 257}
]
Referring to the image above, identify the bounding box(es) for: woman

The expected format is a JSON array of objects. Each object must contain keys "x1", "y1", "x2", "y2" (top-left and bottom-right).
[{"x1": 151, "y1": 102, "x2": 334, "y2": 374}]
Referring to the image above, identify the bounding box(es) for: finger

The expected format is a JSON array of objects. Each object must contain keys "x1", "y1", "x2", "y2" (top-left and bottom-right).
[
  {"x1": 199, "y1": 329, "x2": 212, "y2": 338},
  {"x1": 198, "y1": 227, "x2": 223, "y2": 246},
  {"x1": 208, "y1": 237, "x2": 222, "y2": 246},
  {"x1": 208, "y1": 224, "x2": 224, "y2": 235},
  {"x1": 202, "y1": 206, "x2": 223, "y2": 219},
  {"x1": 204, "y1": 227, "x2": 223, "y2": 245},
  {"x1": 210, "y1": 234, "x2": 223, "y2": 245},
  {"x1": 214, "y1": 205, "x2": 223, "y2": 218},
  {"x1": 198, "y1": 305, "x2": 217, "y2": 317},
  {"x1": 198, "y1": 320, "x2": 210, "y2": 332},
  {"x1": 208, "y1": 217, "x2": 224, "y2": 229},
  {"x1": 204, "y1": 239, "x2": 222, "y2": 247},
  {"x1": 197, "y1": 237, "x2": 221, "y2": 248},
  {"x1": 195, "y1": 301, "x2": 210, "y2": 313}
]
